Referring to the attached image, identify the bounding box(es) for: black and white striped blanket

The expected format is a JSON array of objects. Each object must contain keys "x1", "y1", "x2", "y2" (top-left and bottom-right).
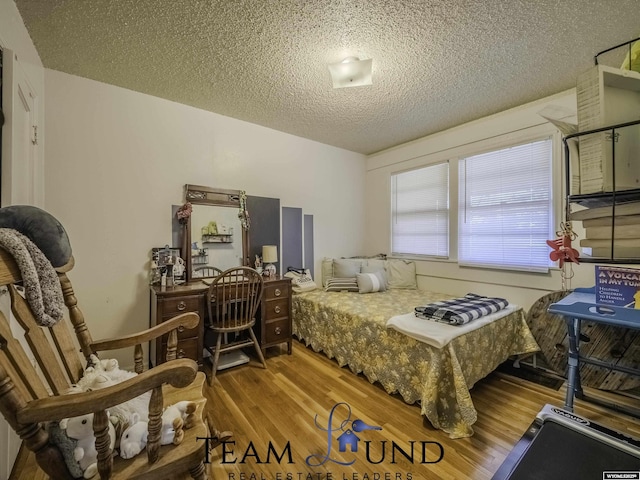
[{"x1": 414, "y1": 293, "x2": 509, "y2": 325}]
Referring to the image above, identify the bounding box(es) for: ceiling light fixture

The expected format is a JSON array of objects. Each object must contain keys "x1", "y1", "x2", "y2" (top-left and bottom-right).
[{"x1": 328, "y1": 56, "x2": 373, "y2": 89}]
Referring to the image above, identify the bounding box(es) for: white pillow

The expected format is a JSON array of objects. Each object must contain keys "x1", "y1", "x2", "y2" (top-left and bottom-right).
[
  {"x1": 386, "y1": 259, "x2": 417, "y2": 289},
  {"x1": 362, "y1": 264, "x2": 388, "y2": 287},
  {"x1": 321, "y1": 258, "x2": 334, "y2": 287},
  {"x1": 333, "y1": 258, "x2": 364, "y2": 277},
  {"x1": 356, "y1": 271, "x2": 387, "y2": 293},
  {"x1": 366, "y1": 259, "x2": 386, "y2": 271}
]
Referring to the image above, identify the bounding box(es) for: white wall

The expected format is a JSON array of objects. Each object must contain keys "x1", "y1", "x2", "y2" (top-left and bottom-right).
[
  {"x1": 365, "y1": 90, "x2": 596, "y2": 310},
  {"x1": 0, "y1": 1, "x2": 46, "y2": 477},
  {"x1": 44, "y1": 69, "x2": 366, "y2": 366}
]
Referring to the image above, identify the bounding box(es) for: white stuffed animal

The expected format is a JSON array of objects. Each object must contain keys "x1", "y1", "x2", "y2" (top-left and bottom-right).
[
  {"x1": 162, "y1": 401, "x2": 197, "y2": 443},
  {"x1": 60, "y1": 412, "x2": 117, "y2": 479},
  {"x1": 84, "y1": 355, "x2": 135, "y2": 385},
  {"x1": 119, "y1": 401, "x2": 197, "y2": 460},
  {"x1": 71, "y1": 355, "x2": 151, "y2": 427},
  {"x1": 68, "y1": 355, "x2": 130, "y2": 394},
  {"x1": 119, "y1": 412, "x2": 149, "y2": 460}
]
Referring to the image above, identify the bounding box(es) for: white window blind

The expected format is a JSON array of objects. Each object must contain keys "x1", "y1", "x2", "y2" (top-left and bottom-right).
[
  {"x1": 458, "y1": 138, "x2": 553, "y2": 272},
  {"x1": 391, "y1": 162, "x2": 449, "y2": 257}
]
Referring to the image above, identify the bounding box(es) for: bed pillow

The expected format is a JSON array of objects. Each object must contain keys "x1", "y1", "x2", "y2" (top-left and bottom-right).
[
  {"x1": 356, "y1": 271, "x2": 387, "y2": 294},
  {"x1": 386, "y1": 259, "x2": 417, "y2": 289},
  {"x1": 0, "y1": 205, "x2": 73, "y2": 268},
  {"x1": 366, "y1": 259, "x2": 386, "y2": 271},
  {"x1": 324, "y1": 277, "x2": 359, "y2": 292},
  {"x1": 322, "y1": 257, "x2": 334, "y2": 287},
  {"x1": 362, "y1": 264, "x2": 388, "y2": 286},
  {"x1": 333, "y1": 258, "x2": 363, "y2": 278}
]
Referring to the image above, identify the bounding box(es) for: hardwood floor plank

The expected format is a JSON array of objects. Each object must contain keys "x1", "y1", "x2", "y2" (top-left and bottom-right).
[
  {"x1": 12, "y1": 339, "x2": 640, "y2": 479},
  {"x1": 205, "y1": 341, "x2": 640, "y2": 480}
]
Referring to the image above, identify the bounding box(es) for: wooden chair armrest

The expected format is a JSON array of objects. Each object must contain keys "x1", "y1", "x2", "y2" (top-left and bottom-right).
[
  {"x1": 89, "y1": 312, "x2": 199, "y2": 352},
  {"x1": 17, "y1": 359, "x2": 197, "y2": 424}
]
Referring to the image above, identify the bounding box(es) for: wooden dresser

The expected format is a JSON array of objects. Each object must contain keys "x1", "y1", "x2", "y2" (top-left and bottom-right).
[
  {"x1": 150, "y1": 283, "x2": 207, "y2": 368},
  {"x1": 150, "y1": 275, "x2": 292, "y2": 368},
  {"x1": 256, "y1": 276, "x2": 293, "y2": 355}
]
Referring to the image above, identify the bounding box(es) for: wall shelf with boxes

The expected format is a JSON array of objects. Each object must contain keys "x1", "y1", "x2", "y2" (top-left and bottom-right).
[
  {"x1": 192, "y1": 251, "x2": 209, "y2": 264},
  {"x1": 563, "y1": 39, "x2": 640, "y2": 264},
  {"x1": 201, "y1": 233, "x2": 233, "y2": 243},
  {"x1": 564, "y1": 119, "x2": 640, "y2": 263}
]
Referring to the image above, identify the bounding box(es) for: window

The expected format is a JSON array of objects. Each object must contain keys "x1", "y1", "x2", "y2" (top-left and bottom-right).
[
  {"x1": 391, "y1": 162, "x2": 449, "y2": 257},
  {"x1": 458, "y1": 138, "x2": 553, "y2": 272}
]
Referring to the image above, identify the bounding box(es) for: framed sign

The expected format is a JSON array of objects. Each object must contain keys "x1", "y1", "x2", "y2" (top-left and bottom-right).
[{"x1": 151, "y1": 246, "x2": 186, "y2": 284}]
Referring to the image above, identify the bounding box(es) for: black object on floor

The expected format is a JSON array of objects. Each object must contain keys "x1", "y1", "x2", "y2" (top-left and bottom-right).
[
  {"x1": 492, "y1": 404, "x2": 640, "y2": 480},
  {"x1": 497, "y1": 361, "x2": 565, "y2": 391}
]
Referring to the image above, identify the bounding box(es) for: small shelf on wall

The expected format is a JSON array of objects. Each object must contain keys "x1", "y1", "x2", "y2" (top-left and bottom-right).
[
  {"x1": 192, "y1": 253, "x2": 208, "y2": 265},
  {"x1": 202, "y1": 234, "x2": 233, "y2": 244}
]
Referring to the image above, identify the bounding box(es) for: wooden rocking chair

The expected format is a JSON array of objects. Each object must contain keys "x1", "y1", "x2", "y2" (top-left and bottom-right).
[{"x1": 0, "y1": 247, "x2": 221, "y2": 478}]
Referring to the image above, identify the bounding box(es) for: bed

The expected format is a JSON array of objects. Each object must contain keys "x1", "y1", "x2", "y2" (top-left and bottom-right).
[{"x1": 292, "y1": 286, "x2": 540, "y2": 439}]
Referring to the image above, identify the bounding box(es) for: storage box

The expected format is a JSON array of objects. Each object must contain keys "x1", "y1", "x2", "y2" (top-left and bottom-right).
[
  {"x1": 595, "y1": 265, "x2": 640, "y2": 307},
  {"x1": 576, "y1": 65, "x2": 640, "y2": 194}
]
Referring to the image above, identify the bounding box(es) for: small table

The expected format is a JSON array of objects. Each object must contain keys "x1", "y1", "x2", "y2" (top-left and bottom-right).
[{"x1": 548, "y1": 287, "x2": 640, "y2": 413}]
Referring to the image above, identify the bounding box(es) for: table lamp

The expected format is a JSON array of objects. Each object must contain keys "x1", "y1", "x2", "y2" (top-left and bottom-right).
[{"x1": 262, "y1": 245, "x2": 278, "y2": 277}]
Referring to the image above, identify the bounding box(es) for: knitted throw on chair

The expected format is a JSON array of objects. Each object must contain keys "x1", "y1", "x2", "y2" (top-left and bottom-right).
[{"x1": 0, "y1": 228, "x2": 64, "y2": 326}]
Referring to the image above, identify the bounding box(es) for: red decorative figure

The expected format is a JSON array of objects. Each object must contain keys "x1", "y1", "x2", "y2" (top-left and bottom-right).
[{"x1": 547, "y1": 222, "x2": 580, "y2": 268}]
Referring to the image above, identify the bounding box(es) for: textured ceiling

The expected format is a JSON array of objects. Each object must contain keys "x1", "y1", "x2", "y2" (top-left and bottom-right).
[{"x1": 13, "y1": 0, "x2": 640, "y2": 155}]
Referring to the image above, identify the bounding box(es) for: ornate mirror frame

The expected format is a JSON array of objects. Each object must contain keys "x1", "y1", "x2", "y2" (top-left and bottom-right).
[{"x1": 184, "y1": 184, "x2": 250, "y2": 282}]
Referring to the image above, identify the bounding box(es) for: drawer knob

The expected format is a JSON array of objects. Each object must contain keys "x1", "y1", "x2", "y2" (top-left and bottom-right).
[
  {"x1": 274, "y1": 306, "x2": 281, "y2": 314},
  {"x1": 178, "y1": 349, "x2": 186, "y2": 358},
  {"x1": 274, "y1": 288, "x2": 282, "y2": 297},
  {"x1": 177, "y1": 301, "x2": 187, "y2": 311},
  {"x1": 274, "y1": 327, "x2": 282, "y2": 335},
  {"x1": 178, "y1": 325, "x2": 185, "y2": 333}
]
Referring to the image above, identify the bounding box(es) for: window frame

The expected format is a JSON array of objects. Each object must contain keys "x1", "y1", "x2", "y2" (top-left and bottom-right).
[
  {"x1": 387, "y1": 125, "x2": 563, "y2": 273},
  {"x1": 390, "y1": 161, "x2": 450, "y2": 259},
  {"x1": 457, "y1": 135, "x2": 556, "y2": 273}
]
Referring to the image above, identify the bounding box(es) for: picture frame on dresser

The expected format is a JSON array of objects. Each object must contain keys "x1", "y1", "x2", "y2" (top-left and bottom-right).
[
  {"x1": 152, "y1": 246, "x2": 181, "y2": 267},
  {"x1": 150, "y1": 246, "x2": 185, "y2": 285}
]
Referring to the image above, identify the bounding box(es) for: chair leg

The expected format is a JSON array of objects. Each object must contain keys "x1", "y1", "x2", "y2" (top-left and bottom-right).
[
  {"x1": 188, "y1": 460, "x2": 207, "y2": 480},
  {"x1": 248, "y1": 328, "x2": 267, "y2": 369},
  {"x1": 205, "y1": 411, "x2": 233, "y2": 449},
  {"x1": 209, "y1": 333, "x2": 223, "y2": 386}
]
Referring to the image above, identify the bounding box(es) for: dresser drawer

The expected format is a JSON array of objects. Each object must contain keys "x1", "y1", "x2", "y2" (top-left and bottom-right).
[
  {"x1": 161, "y1": 296, "x2": 201, "y2": 317},
  {"x1": 152, "y1": 285, "x2": 206, "y2": 368},
  {"x1": 264, "y1": 319, "x2": 291, "y2": 345},
  {"x1": 264, "y1": 282, "x2": 290, "y2": 301},
  {"x1": 263, "y1": 297, "x2": 289, "y2": 321},
  {"x1": 162, "y1": 321, "x2": 201, "y2": 341},
  {"x1": 160, "y1": 337, "x2": 199, "y2": 363}
]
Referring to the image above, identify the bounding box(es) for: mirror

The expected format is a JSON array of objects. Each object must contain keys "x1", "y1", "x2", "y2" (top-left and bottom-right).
[{"x1": 184, "y1": 185, "x2": 250, "y2": 281}]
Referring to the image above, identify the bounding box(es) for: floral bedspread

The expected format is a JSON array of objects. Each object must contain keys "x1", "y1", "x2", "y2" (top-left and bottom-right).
[{"x1": 292, "y1": 288, "x2": 539, "y2": 438}]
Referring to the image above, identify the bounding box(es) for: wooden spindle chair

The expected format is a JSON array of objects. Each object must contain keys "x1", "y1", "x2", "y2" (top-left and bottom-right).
[
  {"x1": 205, "y1": 267, "x2": 266, "y2": 385},
  {"x1": 193, "y1": 266, "x2": 223, "y2": 278}
]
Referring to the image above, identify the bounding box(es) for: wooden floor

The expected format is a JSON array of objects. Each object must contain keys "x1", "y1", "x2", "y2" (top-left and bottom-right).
[{"x1": 12, "y1": 340, "x2": 640, "y2": 479}]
